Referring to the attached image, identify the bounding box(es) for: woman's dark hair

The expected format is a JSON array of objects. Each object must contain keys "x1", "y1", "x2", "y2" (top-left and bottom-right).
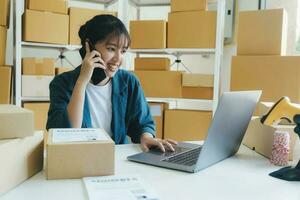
[{"x1": 78, "y1": 14, "x2": 131, "y2": 59}]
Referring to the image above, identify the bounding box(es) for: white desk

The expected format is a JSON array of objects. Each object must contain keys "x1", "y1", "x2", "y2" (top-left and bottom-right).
[{"x1": 1, "y1": 144, "x2": 300, "y2": 200}]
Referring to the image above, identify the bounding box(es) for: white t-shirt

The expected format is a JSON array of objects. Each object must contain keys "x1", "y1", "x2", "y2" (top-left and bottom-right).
[{"x1": 86, "y1": 81, "x2": 112, "y2": 137}]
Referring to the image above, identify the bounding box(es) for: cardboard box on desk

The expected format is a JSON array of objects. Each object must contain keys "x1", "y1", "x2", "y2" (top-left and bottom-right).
[
  {"x1": 46, "y1": 129, "x2": 115, "y2": 179},
  {"x1": 22, "y1": 58, "x2": 55, "y2": 75},
  {"x1": 164, "y1": 109, "x2": 212, "y2": 141},
  {"x1": 0, "y1": 26, "x2": 7, "y2": 65},
  {"x1": 26, "y1": 0, "x2": 68, "y2": 14},
  {"x1": 130, "y1": 20, "x2": 167, "y2": 49},
  {"x1": 134, "y1": 57, "x2": 170, "y2": 71},
  {"x1": 0, "y1": 105, "x2": 34, "y2": 139},
  {"x1": 69, "y1": 7, "x2": 117, "y2": 45},
  {"x1": 148, "y1": 102, "x2": 169, "y2": 139},
  {"x1": 0, "y1": 0, "x2": 10, "y2": 27},
  {"x1": 168, "y1": 11, "x2": 216, "y2": 48},
  {"x1": 0, "y1": 66, "x2": 11, "y2": 104},
  {"x1": 171, "y1": 0, "x2": 207, "y2": 12},
  {"x1": 23, "y1": 103, "x2": 50, "y2": 131},
  {"x1": 0, "y1": 131, "x2": 43, "y2": 196},
  {"x1": 243, "y1": 117, "x2": 297, "y2": 161},
  {"x1": 237, "y1": 9, "x2": 287, "y2": 55},
  {"x1": 22, "y1": 75, "x2": 54, "y2": 98},
  {"x1": 23, "y1": 9, "x2": 69, "y2": 44},
  {"x1": 230, "y1": 56, "x2": 300, "y2": 103},
  {"x1": 133, "y1": 71, "x2": 182, "y2": 98}
]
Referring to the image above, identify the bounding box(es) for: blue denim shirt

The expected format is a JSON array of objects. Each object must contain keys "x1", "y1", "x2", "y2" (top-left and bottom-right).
[{"x1": 46, "y1": 66, "x2": 155, "y2": 144}]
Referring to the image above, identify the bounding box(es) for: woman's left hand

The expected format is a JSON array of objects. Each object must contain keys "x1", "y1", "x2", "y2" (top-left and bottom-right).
[{"x1": 140, "y1": 133, "x2": 178, "y2": 152}]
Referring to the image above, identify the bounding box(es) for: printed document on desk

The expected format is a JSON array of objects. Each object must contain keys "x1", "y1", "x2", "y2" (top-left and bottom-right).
[
  {"x1": 52, "y1": 128, "x2": 109, "y2": 143},
  {"x1": 83, "y1": 175, "x2": 159, "y2": 200}
]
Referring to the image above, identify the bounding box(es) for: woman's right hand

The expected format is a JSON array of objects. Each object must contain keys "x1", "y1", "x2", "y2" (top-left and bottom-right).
[{"x1": 78, "y1": 41, "x2": 106, "y2": 85}]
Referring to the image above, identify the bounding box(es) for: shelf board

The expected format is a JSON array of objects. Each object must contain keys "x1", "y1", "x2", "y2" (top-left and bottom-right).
[
  {"x1": 129, "y1": 48, "x2": 215, "y2": 55},
  {"x1": 129, "y1": 0, "x2": 217, "y2": 7},
  {"x1": 21, "y1": 97, "x2": 50, "y2": 102},
  {"x1": 146, "y1": 98, "x2": 213, "y2": 111},
  {"x1": 129, "y1": 0, "x2": 170, "y2": 7},
  {"x1": 21, "y1": 42, "x2": 81, "y2": 51},
  {"x1": 71, "y1": 0, "x2": 117, "y2": 5}
]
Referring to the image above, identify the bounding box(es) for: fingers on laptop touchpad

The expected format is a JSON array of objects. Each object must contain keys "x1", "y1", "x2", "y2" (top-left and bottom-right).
[{"x1": 149, "y1": 146, "x2": 187, "y2": 156}]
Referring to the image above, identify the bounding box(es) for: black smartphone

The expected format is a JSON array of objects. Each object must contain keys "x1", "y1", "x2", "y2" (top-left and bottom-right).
[{"x1": 88, "y1": 41, "x2": 107, "y2": 85}]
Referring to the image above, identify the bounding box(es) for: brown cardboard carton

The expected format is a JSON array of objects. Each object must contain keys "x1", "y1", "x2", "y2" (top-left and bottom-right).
[
  {"x1": 243, "y1": 117, "x2": 297, "y2": 160},
  {"x1": 0, "y1": 132, "x2": 43, "y2": 195},
  {"x1": 135, "y1": 57, "x2": 170, "y2": 71},
  {"x1": 237, "y1": 9, "x2": 287, "y2": 55},
  {"x1": 69, "y1": 7, "x2": 117, "y2": 45},
  {"x1": 168, "y1": 11, "x2": 216, "y2": 48},
  {"x1": 148, "y1": 102, "x2": 169, "y2": 139},
  {"x1": 0, "y1": 105, "x2": 34, "y2": 139},
  {"x1": 182, "y1": 73, "x2": 214, "y2": 87},
  {"x1": 46, "y1": 129, "x2": 115, "y2": 179},
  {"x1": 182, "y1": 86, "x2": 213, "y2": 99},
  {"x1": 22, "y1": 75, "x2": 54, "y2": 97},
  {"x1": 134, "y1": 71, "x2": 182, "y2": 98},
  {"x1": 130, "y1": 20, "x2": 167, "y2": 49},
  {"x1": 0, "y1": 0, "x2": 10, "y2": 27},
  {"x1": 164, "y1": 109, "x2": 212, "y2": 141},
  {"x1": 23, "y1": 9, "x2": 69, "y2": 44},
  {"x1": 171, "y1": 0, "x2": 207, "y2": 12},
  {"x1": 230, "y1": 56, "x2": 300, "y2": 103},
  {"x1": 0, "y1": 26, "x2": 7, "y2": 65},
  {"x1": 0, "y1": 66, "x2": 11, "y2": 104},
  {"x1": 23, "y1": 103, "x2": 50, "y2": 130},
  {"x1": 55, "y1": 67, "x2": 73, "y2": 75},
  {"x1": 27, "y1": 0, "x2": 68, "y2": 14},
  {"x1": 22, "y1": 58, "x2": 55, "y2": 75}
]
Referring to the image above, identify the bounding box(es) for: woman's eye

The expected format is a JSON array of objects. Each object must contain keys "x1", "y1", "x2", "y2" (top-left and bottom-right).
[
  {"x1": 107, "y1": 47, "x2": 115, "y2": 51},
  {"x1": 122, "y1": 50, "x2": 127, "y2": 54}
]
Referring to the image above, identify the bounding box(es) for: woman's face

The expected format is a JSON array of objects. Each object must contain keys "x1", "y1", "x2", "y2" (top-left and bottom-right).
[{"x1": 94, "y1": 35, "x2": 128, "y2": 78}]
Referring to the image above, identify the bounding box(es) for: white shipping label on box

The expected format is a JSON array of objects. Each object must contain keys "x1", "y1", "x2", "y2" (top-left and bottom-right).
[{"x1": 52, "y1": 128, "x2": 109, "y2": 143}]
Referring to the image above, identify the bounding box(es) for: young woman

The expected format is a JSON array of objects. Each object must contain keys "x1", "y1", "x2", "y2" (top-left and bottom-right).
[{"x1": 46, "y1": 15, "x2": 177, "y2": 152}]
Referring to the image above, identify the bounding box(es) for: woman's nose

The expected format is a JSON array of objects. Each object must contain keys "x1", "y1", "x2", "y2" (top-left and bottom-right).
[{"x1": 112, "y1": 51, "x2": 122, "y2": 63}]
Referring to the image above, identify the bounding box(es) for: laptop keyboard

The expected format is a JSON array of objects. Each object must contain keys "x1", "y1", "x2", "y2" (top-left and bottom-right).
[{"x1": 161, "y1": 147, "x2": 202, "y2": 166}]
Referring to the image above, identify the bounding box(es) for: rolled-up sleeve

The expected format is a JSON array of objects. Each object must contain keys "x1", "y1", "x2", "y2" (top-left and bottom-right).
[{"x1": 46, "y1": 76, "x2": 72, "y2": 130}]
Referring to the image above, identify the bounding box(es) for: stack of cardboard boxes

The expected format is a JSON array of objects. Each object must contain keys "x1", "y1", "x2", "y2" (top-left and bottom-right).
[
  {"x1": 130, "y1": 0, "x2": 214, "y2": 141},
  {"x1": 230, "y1": 9, "x2": 298, "y2": 160},
  {"x1": 168, "y1": 0, "x2": 216, "y2": 48},
  {"x1": 21, "y1": 57, "x2": 55, "y2": 130},
  {"x1": 0, "y1": 0, "x2": 12, "y2": 104},
  {"x1": 231, "y1": 9, "x2": 300, "y2": 103},
  {"x1": 0, "y1": 105, "x2": 43, "y2": 195},
  {"x1": 23, "y1": 0, "x2": 118, "y2": 45},
  {"x1": 129, "y1": 0, "x2": 216, "y2": 49}
]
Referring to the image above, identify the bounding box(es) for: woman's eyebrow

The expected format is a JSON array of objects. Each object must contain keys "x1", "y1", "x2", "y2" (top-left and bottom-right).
[{"x1": 106, "y1": 43, "x2": 117, "y2": 46}]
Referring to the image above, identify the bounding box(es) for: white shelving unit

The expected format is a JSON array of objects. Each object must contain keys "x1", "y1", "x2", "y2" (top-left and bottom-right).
[
  {"x1": 13, "y1": 0, "x2": 119, "y2": 106},
  {"x1": 13, "y1": 0, "x2": 225, "y2": 112},
  {"x1": 128, "y1": 0, "x2": 226, "y2": 113}
]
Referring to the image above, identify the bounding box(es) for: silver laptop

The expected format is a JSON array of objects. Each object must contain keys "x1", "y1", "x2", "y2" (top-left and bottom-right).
[{"x1": 127, "y1": 91, "x2": 261, "y2": 173}]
